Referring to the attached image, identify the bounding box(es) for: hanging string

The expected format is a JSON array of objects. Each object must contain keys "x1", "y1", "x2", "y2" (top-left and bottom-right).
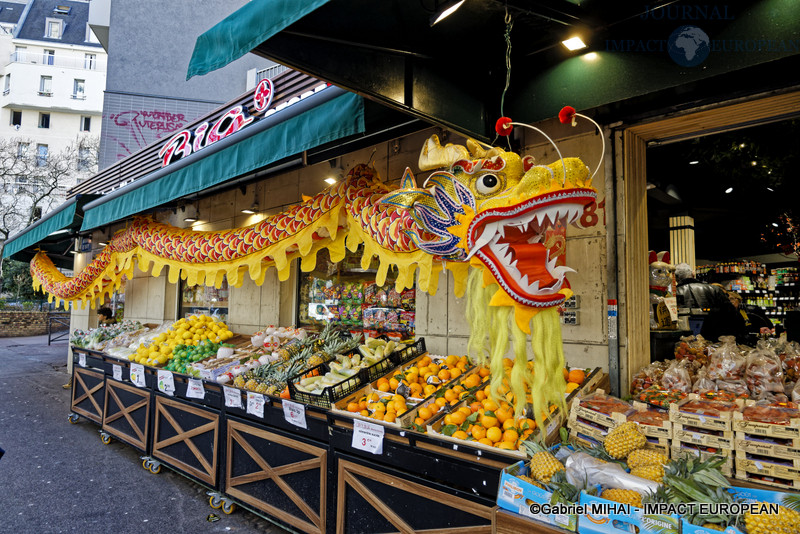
[{"x1": 493, "y1": 7, "x2": 514, "y2": 148}]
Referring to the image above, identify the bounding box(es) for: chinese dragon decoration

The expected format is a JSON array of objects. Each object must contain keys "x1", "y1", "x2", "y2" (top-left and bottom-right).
[{"x1": 31, "y1": 109, "x2": 599, "y2": 424}]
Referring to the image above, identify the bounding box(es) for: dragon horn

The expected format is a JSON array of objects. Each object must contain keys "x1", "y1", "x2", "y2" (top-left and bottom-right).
[
  {"x1": 418, "y1": 135, "x2": 470, "y2": 171},
  {"x1": 466, "y1": 138, "x2": 504, "y2": 159}
]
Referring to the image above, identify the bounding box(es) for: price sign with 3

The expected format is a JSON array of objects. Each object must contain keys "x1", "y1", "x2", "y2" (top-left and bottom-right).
[{"x1": 352, "y1": 419, "x2": 384, "y2": 455}]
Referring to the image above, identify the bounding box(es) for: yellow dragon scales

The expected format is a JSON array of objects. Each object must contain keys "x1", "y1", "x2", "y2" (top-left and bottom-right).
[{"x1": 31, "y1": 116, "x2": 598, "y2": 425}]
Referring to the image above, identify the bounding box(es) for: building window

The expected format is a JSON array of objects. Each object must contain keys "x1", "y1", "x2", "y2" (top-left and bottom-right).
[
  {"x1": 53, "y1": 5, "x2": 71, "y2": 15},
  {"x1": 72, "y1": 79, "x2": 85, "y2": 100},
  {"x1": 84, "y1": 53, "x2": 96, "y2": 70},
  {"x1": 78, "y1": 147, "x2": 91, "y2": 170},
  {"x1": 36, "y1": 144, "x2": 48, "y2": 167},
  {"x1": 80, "y1": 116, "x2": 91, "y2": 132},
  {"x1": 45, "y1": 18, "x2": 63, "y2": 39},
  {"x1": 85, "y1": 23, "x2": 98, "y2": 43},
  {"x1": 3, "y1": 74, "x2": 9, "y2": 95},
  {"x1": 10, "y1": 110, "x2": 21, "y2": 127},
  {"x1": 38, "y1": 76, "x2": 52, "y2": 96},
  {"x1": 17, "y1": 142, "x2": 28, "y2": 159},
  {"x1": 13, "y1": 45, "x2": 26, "y2": 62},
  {"x1": 38, "y1": 113, "x2": 50, "y2": 129},
  {"x1": 43, "y1": 49, "x2": 54, "y2": 65}
]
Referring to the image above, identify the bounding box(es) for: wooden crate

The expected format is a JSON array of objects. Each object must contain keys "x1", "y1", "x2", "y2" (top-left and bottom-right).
[
  {"x1": 735, "y1": 432, "x2": 800, "y2": 461},
  {"x1": 733, "y1": 470, "x2": 800, "y2": 491},
  {"x1": 567, "y1": 415, "x2": 611, "y2": 443},
  {"x1": 734, "y1": 451, "x2": 800, "y2": 480},
  {"x1": 225, "y1": 417, "x2": 327, "y2": 534},
  {"x1": 642, "y1": 436, "x2": 670, "y2": 455},
  {"x1": 672, "y1": 423, "x2": 735, "y2": 449},
  {"x1": 670, "y1": 445, "x2": 733, "y2": 475},
  {"x1": 102, "y1": 377, "x2": 151, "y2": 451},
  {"x1": 569, "y1": 390, "x2": 633, "y2": 428},
  {"x1": 732, "y1": 410, "x2": 800, "y2": 440},
  {"x1": 335, "y1": 455, "x2": 494, "y2": 533},
  {"x1": 152, "y1": 394, "x2": 221, "y2": 489},
  {"x1": 626, "y1": 401, "x2": 672, "y2": 440},
  {"x1": 668, "y1": 394, "x2": 736, "y2": 432},
  {"x1": 71, "y1": 366, "x2": 106, "y2": 424}
]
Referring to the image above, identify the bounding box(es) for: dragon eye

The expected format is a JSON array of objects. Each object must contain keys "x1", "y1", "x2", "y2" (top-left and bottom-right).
[{"x1": 475, "y1": 173, "x2": 502, "y2": 195}]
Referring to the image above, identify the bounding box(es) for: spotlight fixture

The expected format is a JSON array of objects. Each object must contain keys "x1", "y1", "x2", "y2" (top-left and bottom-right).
[
  {"x1": 646, "y1": 182, "x2": 656, "y2": 190},
  {"x1": 49, "y1": 228, "x2": 69, "y2": 236},
  {"x1": 184, "y1": 202, "x2": 200, "y2": 222},
  {"x1": 751, "y1": 160, "x2": 757, "y2": 166},
  {"x1": 98, "y1": 242, "x2": 108, "y2": 247},
  {"x1": 562, "y1": 36, "x2": 587, "y2": 51},
  {"x1": 739, "y1": 143, "x2": 746, "y2": 148},
  {"x1": 183, "y1": 216, "x2": 198, "y2": 222},
  {"x1": 767, "y1": 187, "x2": 774, "y2": 192},
  {"x1": 70, "y1": 250, "x2": 78, "y2": 254},
  {"x1": 689, "y1": 160, "x2": 699, "y2": 165},
  {"x1": 326, "y1": 158, "x2": 344, "y2": 185},
  {"x1": 773, "y1": 223, "x2": 779, "y2": 227},
  {"x1": 582, "y1": 52, "x2": 598, "y2": 61},
  {"x1": 241, "y1": 201, "x2": 259, "y2": 214},
  {"x1": 430, "y1": 0, "x2": 466, "y2": 26},
  {"x1": 725, "y1": 187, "x2": 733, "y2": 194}
]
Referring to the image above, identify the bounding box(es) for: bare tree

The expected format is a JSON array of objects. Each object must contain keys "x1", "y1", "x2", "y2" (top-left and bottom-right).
[{"x1": 0, "y1": 136, "x2": 99, "y2": 281}]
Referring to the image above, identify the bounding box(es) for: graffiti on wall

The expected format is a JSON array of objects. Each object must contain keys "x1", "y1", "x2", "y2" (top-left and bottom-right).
[{"x1": 105, "y1": 109, "x2": 188, "y2": 161}]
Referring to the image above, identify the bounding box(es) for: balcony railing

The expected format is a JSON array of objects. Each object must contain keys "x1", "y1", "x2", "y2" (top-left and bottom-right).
[
  {"x1": 9, "y1": 51, "x2": 105, "y2": 71},
  {"x1": 255, "y1": 65, "x2": 289, "y2": 83}
]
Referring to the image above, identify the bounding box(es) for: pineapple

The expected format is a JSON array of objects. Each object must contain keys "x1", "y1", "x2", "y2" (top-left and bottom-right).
[
  {"x1": 630, "y1": 464, "x2": 664, "y2": 483},
  {"x1": 516, "y1": 474, "x2": 546, "y2": 489},
  {"x1": 233, "y1": 375, "x2": 246, "y2": 388},
  {"x1": 745, "y1": 504, "x2": 800, "y2": 534},
  {"x1": 601, "y1": 489, "x2": 642, "y2": 508},
  {"x1": 701, "y1": 524, "x2": 724, "y2": 531},
  {"x1": 255, "y1": 382, "x2": 269, "y2": 394},
  {"x1": 603, "y1": 422, "x2": 646, "y2": 459},
  {"x1": 524, "y1": 441, "x2": 565, "y2": 484},
  {"x1": 626, "y1": 448, "x2": 667, "y2": 469},
  {"x1": 244, "y1": 379, "x2": 259, "y2": 391}
]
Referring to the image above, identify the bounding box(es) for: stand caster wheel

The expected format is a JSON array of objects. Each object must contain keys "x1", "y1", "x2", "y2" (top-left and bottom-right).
[
  {"x1": 209, "y1": 495, "x2": 222, "y2": 509},
  {"x1": 68, "y1": 413, "x2": 79, "y2": 424},
  {"x1": 100, "y1": 433, "x2": 111, "y2": 445},
  {"x1": 149, "y1": 463, "x2": 161, "y2": 474},
  {"x1": 221, "y1": 501, "x2": 236, "y2": 515},
  {"x1": 142, "y1": 458, "x2": 161, "y2": 474}
]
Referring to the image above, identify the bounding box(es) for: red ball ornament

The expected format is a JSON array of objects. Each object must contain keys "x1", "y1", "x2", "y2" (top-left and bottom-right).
[
  {"x1": 495, "y1": 117, "x2": 513, "y2": 136},
  {"x1": 559, "y1": 106, "x2": 576, "y2": 125}
]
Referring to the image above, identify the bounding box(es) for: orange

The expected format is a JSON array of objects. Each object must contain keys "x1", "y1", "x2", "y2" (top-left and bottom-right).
[
  {"x1": 458, "y1": 406, "x2": 472, "y2": 416},
  {"x1": 424, "y1": 384, "x2": 438, "y2": 397},
  {"x1": 378, "y1": 382, "x2": 390, "y2": 392},
  {"x1": 359, "y1": 400, "x2": 368, "y2": 410},
  {"x1": 459, "y1": 391, "x2": 471, "y2": 401},
  {"x1": 360, "y1": 410, "x2": 370, "y2": 417},
  {"x1": 347, "y1": 402, "x2": 360, "y2": 413},
  {"x1": 435, "y1": 397, "x2": 447, "y2": 408},
  {"x1": 464, "y1": 374, "x2": 482, "y2": 389},
  {"x1": 438, "y1": 369, "x2": 451, "y2": 381},
  {"x1": 418, "y1": 407, "x2": 433, "y2": 420},
  {"x1": 486, "y1": 426, "x2": 502, "y2": 443},
  {"x1": 409, "y1": 383, "x2": 423, "y2": 397},
  {"x1": 478, "y1": 437, "x2": 494, "y2": 446},
  {"x1": 495, "y1": 407, "x2": 512, "y2": 424},
  {"x1": 568, "y1": 369, "x2": 586, "y2": 385},
  {"x1": 389, "y1": 377, "x2": 400, "y2": 390},
  {"x1": 414, "y1": 417, "x2": 425, "y2": 426},
  {"x1": 566, "y1": 382, "x2": 580, "y2": 393},
  {"x1": 471, "y1": 426, "x2": 487, "y2": 440},
  {"x1": 449, "y1": 368, "x2": 462, "y2": 380},
  {"x1": 419, "y1": 355, "x2": 432, "y2": 367},
  {"x1": 428, "y1": 403, "x2": 440, "y2": 414},
  {"x1": 372, "y1": 412, "x2": 384, "y2": 421},
  {"x1": 428, "y1": 363, "x2": 440, "y2": 374},
  {"x1": 444, "y1": 414, "x2": 453, "y2": 426},
  {"x1": 445, "y1": 355, "x2": 458, "y2": 368},
  {"x1": 452, "y1": 430, "x2": 468, "y2": 440},
  {"x1": 562, "y1": 368, "x2": 570, "y2": 380},
  {"x1": 483, "y1": 399, "x2": 499, "y2": 412},
  {"x1": 368, "y1": 392, "x2": 380, "y2": 402},
  {"x1": 497, "y1": 441, "x2": 516, "y2": 450},
  {"x1": 475, "y1": 390, "x2": 486, "y2": 401},
  {"x1": 502, "y1": 429, "x2": 519, "y2": 443},
  {"x1": 383, "y1": 412, "x2": 397, "y2": 423},
  {"x1": 502, "y1": 358, "x2": 513, "y2": 368},
  {"x1": 480, "y1": 414, "x2": 498, "y2": 428},
  {"x1": 450, "y1": 411, "x2": 467, "y2": 426},
  {"x1": 444, "y1": 389, "x2": 458, "y2": 403},
  {"x1": 502, "y1": 419, "x2": 517, "y2": 431},
  {"x1": 478, "y1": 367, "x2": 490, "y2": 378},
  {"x1": 469, "y1": 402, "x2": 482, "y2": 413},
  {"x1": 452, "y1": 385, "x2": 464, "y2": 395}
]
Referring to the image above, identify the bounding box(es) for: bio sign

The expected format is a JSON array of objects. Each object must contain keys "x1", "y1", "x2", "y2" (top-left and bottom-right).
[{"x1": 158, "y1": 78, "x2": 274, "y2": 168}]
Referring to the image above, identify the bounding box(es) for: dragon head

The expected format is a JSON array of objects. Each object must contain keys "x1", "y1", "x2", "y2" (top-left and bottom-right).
[{"x1": 381, "y1": 134, "x2": 597, "y2": 327}]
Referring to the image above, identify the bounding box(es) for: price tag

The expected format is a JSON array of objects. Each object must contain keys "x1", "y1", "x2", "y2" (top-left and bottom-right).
[
  {"x1": 129, "y1": 363, "x2": 146, "y2": 388},
  {"x1": 224, "y1": 386, "x2": 243, "y2": 409},
  {"x1": 199, "y1": 369, "x2": 213, "y2": 381},
  {"x1": 78, "y1": 353, "x2": 86, "y2": 368},
  {"x1": 113, "y1": 365, "x2": 122, "y2": 381},
  {"x1": 247, "y1": 392, "x2": 265, "y2": 418},
  {"x1": 282, "y1": 400, "x2": 307, "y2": 429},
  {"x1": 352, "y1": 419, "x2": 384, "y2": 455},
  {"x1": 157, "y1": 370, "x2": 175, "y2": 396},
  {"x1": 186, "y1": 378, "x2": 205, "y2": 399}
]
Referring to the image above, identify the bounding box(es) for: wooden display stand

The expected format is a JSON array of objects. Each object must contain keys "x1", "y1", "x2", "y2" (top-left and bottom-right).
[
  {"x1": 102, "y1": 378, "x2": 152, "y2": 451},
  {"x1": 493, "y1": 508, "x2": 572, "y2": 534},
  {"x1": 70, "y1": 366, "x2": 106, "y2": 424},
  {"x1": 225, "y1": 417, "x2": 328, "y2": 534},
  {"x1": 152, "y1": 394, "x2": 221, "y2": 488}
]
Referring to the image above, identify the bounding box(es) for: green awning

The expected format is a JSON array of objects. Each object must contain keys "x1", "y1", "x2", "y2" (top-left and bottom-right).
[
  {"x1": 81, "y1": 90, "x2": 364, "y2": 231},
  {"x1": 187, "y1": 0, "x2": 330, "y2": 80},
  {"x1": 3, "y1": 197, "x2": 79, "y2": 259}
]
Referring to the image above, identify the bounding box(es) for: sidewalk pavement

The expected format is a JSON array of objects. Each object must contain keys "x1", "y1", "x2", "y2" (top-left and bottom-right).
[{"x1": 0, "y1": 335, "x2": 285, "y2": 533}]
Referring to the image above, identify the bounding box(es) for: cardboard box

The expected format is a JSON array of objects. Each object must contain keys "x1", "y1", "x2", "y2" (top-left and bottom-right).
[
  {"x1": 496, "y1": 461, "x2": 577, "y2": 531},
  {"x1": 577, "y1": 492, "x2": 679, "y2": 534},
  {"x1": 669, "y1": 394, "x2": 736, "y2": 432}
]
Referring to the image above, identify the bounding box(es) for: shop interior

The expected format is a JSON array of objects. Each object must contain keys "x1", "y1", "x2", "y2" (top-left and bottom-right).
[{"x1": 646, "y1": 118, "x2": 800, "y2": 356}]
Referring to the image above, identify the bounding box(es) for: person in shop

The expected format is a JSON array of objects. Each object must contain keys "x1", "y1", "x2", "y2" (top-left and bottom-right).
[
  {"x1": 674, "y1": 263, "x2": 738, "y2": 342},
  {"x1": 726, "y1": 291, "x2": 773, "y2": 342},
  {"x1": 97, "y1": 307, "x2": 116, "y2": 325}
]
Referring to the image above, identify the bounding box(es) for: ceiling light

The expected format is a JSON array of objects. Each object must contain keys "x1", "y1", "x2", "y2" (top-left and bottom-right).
[
  {"x1": 98, "y1": 242, "x2": 108, "y2": 247},
  {"x1": 183, "y1": 216, "x2": 198, "y2": 222},
  {"x1": 646, "y1": 182, "x2": 656, "y2": 190},
  {"x1": 751, "y1": 160, "x2": 757, "y2": 166},
  {"x1": 725, "y1": 187, "x2": 733, "y2": 193},
  {"x1": 562, "y1": 36, "x2": 587, "y2": 51},
  {"x1": 739, "y1": 143, "x2": 746, "y2": 148},
  {"x1": 69, "y1": 250, "x2": 78, "y2": 254},
  {"x1": 773, "y1": 223, "x2": 779, "y2": 227},
  {"x1": 324, "y1": 177, "x2": 337, "y2": 185},
  {"x1": 49, "y1": 228, "x2": 69, "y2": 236},
  {"x1": 430, "y1": 0, "x2": 466, "y2": 26},
  {"x1": 767, "y1": 187, "x2": 774, "y2": 192},
  {"x1": 241, "y1": 200, "x2": 259, "y2": 214},
  {"x1": 689, "y1": 160, "x2": 699, "y2": 165}
]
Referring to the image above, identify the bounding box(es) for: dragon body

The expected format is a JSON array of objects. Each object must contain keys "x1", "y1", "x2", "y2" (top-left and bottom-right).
[{"x1": 31, "y1": 134, "x2": 597, "y2": 424}]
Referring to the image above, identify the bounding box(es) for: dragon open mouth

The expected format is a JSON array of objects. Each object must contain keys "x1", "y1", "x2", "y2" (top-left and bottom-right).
[{"x1": 467, "y1": 189, "x2": 596, "y2": 307}]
